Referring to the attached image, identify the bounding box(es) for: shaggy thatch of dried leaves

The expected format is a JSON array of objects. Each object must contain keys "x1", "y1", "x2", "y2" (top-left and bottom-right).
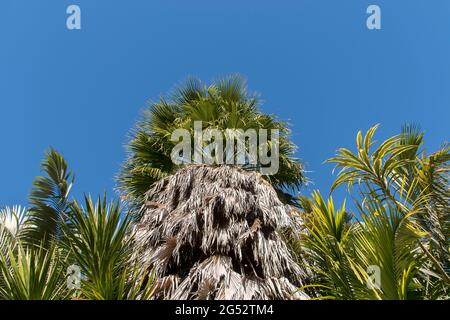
[{"x1": 131, "y1": 165, "x2": 309, "y2": 300}]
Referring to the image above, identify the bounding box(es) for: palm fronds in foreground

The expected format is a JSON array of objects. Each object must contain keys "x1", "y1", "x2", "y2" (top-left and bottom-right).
[
  {"x1": 22, "y1": 148, "x2": 74, "y2": 247},
  {"x1": 297, "y1": 125, "x2": 449, "y2": 300},
  {"x1": 62, "y1": 195, "x2": 155, "y2": 300},
  {"x1": 0, "y1": 242, "x2": 70, "y2": 300},
  {"x1": 0, "y1": 150, "x2": 155, "y2": 300},
  {"x1": 0, "y1": 74, "x2": 448, "y2": 301}
]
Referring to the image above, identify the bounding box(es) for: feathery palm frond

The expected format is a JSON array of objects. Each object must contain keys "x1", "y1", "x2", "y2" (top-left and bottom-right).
[
  {"x1": 23, "y1": 149, "x2": 74, "y2": 246},
  {"x1": 298, "y1": 191, "x2": 372, "y2": 300},
  {"x1": 352, "y1": 195, "x2": 427, "y2": 300},
  {"x1": 325, "y1": 124, "x2": 449, "y2": 299}
]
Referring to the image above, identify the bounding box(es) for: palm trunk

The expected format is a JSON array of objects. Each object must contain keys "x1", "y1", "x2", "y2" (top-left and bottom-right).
[{"x1": 131, "y1": 165, "x2": 309, "y2": 300}]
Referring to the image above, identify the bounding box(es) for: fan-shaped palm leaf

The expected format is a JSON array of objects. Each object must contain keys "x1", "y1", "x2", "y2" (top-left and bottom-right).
[{"x1": 119, "y1": 75, "x2": 305, "y2": 218}]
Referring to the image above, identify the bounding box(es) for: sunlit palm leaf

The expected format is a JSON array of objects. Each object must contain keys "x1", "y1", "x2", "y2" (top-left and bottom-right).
[
  {"x1": 22, "y1": 149, "x2": 74, "y2": 246},
  {"x1": 0, "y1": 242, "x2": 71, "y2": 300}
]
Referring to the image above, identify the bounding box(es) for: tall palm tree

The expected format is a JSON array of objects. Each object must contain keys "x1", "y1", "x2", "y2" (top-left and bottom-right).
[
  {"x1": 119, "y1": 75, "x2": 305, "y2": 217},
  {"x1": 121, "y1": 76, "x2": 309, "y2": 299}
]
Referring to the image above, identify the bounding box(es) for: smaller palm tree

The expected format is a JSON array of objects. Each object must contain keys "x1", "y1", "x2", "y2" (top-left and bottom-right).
[
  {"x1": 62, "y1": 195, "x2": 156, "y2": 300},
  {"x1": 297, "y1": 124, "x2": 449, "y2": 300},
  {"x1": 0, "y1": 242, "x2": 71, "y2": 300},
  {"x1": 296, "y1": 191, "x2": 369, "y2": 300},
  {"x1": 0, "y1": 150, "x2": 155, "y2": 300}
]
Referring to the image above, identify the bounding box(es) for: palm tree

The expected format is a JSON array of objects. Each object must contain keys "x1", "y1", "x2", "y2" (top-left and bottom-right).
[
  {"x1": 132, "y1": 165, "x2": 308, "y2": 299},
  {"x1": 61, "y1": 195, "x2": 156, "y2": 300},
  {"x1": 0, "y1": 150, "x2": 155, "y2": 300},
  {"x1": 120, "y1": 76, "x2": 309, "y2": 299},
  {"x1": 296, "y1": 124, "x2": 449, "y2": 299},
  {"x1": 296, "y1": 192, "x2": 370, "y2": 300},
  {"x1": 119, "y1": 75, "x2": 305, "y2": 217},
  {"x1": 0, "y1": 241, "x2": 71, "y2": 300}
]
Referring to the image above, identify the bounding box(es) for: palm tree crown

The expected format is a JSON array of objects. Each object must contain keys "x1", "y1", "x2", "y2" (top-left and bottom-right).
[{"x1": 119, "y1": 75, "x2": 305, "y2": 216}]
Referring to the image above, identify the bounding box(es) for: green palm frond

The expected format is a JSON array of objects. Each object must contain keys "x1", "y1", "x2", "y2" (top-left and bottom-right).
[
  {"x1": 324, "y1": 124, "x2": 449, "y2": 299},
  {"x1": 119, "y1": 75, "x2": 305, "y2": 217},
  {"x1": 0, "y1": 242, "x2": 71, "y2": 300},
  {"x1": 22, "y1": 148, "x2": 74, "y2": 246},
  {"x1": 353, "y1": 196, "x2": 427, "y2": 300},
  {"x1": 62, "y1": 194, "x2": 154, "y2": 300},
  {"x1": 299, "y1": 191, "x2": 371, "y2": 300}
]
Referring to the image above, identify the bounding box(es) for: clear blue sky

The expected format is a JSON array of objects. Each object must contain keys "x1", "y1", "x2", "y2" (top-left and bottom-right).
[{"x1": 1, "y1": 0, "x2": 449, "y2": 209}]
